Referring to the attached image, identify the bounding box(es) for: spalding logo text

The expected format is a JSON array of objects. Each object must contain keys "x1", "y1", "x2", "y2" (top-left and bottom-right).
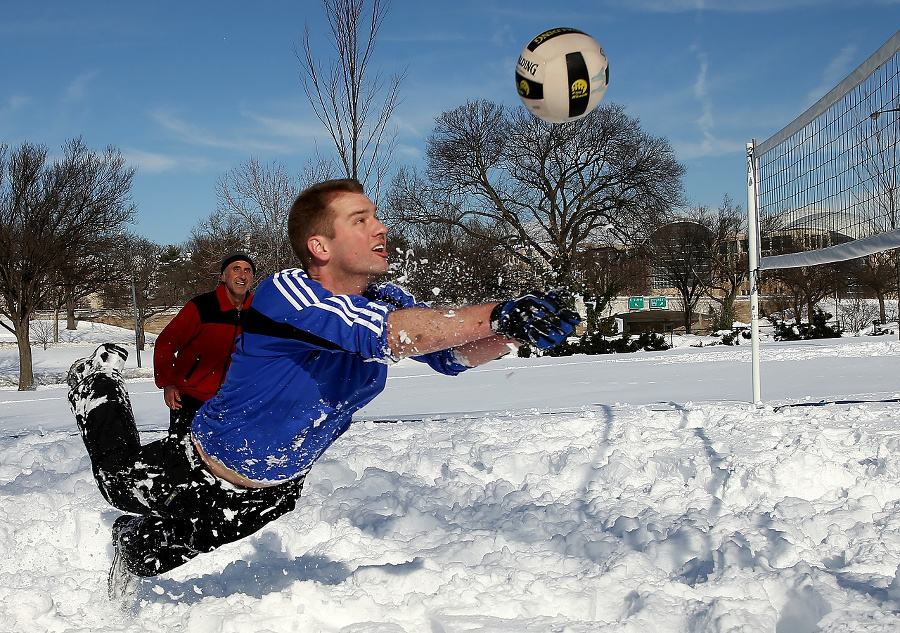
[
  {"x1": 517, "y1": 56, "x2": 539, "y2": 77},
  {"x1": 530, "y1": 27, "x2": 582, "y2": 48}
]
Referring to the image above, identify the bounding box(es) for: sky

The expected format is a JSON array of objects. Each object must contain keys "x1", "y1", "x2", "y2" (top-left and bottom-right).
[
  {"x1": 2, "y1": 1, "x2": 900, "y2": 246},
  {"x1": 4, "y1": 323, "x2": 900, "y2": 630}
]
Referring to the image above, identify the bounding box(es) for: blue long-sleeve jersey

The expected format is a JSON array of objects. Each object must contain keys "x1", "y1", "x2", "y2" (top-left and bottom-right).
[{"x1": 192, "y1": 269, "x2": 469, "y2": 484}]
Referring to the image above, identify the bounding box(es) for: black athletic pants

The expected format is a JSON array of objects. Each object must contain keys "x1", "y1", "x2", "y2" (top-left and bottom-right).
[
  {"x1": 167, "y1": 392, "x2": 204, "y2": 440},
  {"x1": 70, "y1": 372, "x2": 304, "y2": 577}
]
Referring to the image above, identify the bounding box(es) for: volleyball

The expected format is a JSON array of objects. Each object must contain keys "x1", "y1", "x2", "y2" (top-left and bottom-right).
[{"x1": 515, "y1": 27, "x2": 609, "y2": 124}]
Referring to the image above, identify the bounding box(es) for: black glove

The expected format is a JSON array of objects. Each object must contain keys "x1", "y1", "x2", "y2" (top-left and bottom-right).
[{"x1": 490, "y1": 290, "x2": 581, "y2": 350}]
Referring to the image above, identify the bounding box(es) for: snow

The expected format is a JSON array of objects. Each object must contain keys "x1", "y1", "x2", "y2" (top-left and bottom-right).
[{"x1": 3, "y1": 321, "x2": 900, "y2": 631}]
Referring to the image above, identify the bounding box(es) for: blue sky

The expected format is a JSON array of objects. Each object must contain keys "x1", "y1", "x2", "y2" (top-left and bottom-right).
[{"x1": 2, "y1": 1, "x2": 899, "y2": 245}]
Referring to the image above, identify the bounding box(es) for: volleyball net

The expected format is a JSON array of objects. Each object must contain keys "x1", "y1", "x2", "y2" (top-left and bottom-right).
[{"x1": 747, "y1": 29, "x2": 900, "y2": 404}]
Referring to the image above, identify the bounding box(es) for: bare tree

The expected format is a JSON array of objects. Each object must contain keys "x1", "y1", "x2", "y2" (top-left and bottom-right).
[
  {"x1": 703, "y1": 195, "x2": 749, "y2": 329},
  {"x1": 0, "y1": 139, "x2": 136, "y2": 390},
  {"x1": 386, "y1": 219, "x2": 521, "y2": 306},
  {"x1": 837, "y1": 295, "x2": 881, "y2": 334},
  {"x1": 859, "y1": 106, "x2": 900, "y2": 336},
  {"x1": 187, "y1": 210, "x2": 251, "y2": 279},
  {"x1": 769, "y1": 264, "x2": 845, "y2": 325},
  {"x1": 297, "y1": 0, "x2": 406, "y2": 199},
  {"x1": 572, "y1": 244, "x2": 650, "y2": 297},
  {"x1": 649, "y1": 216, "x2": 713, "y2": 333},
  {"x1": 840, "y1": 253, "x2": 896, "y2": 323},
  {"x1": 214, "y1": 158, "x2": 301, "y2": 277},
  {"x1": 53, "y1": 240, "x2": 122, "y2": 330},
  {"x1": 389, "y1": 101, "x2": 685, "y2": 288},
  {"x1": 30, "y1": 317, "x2": 55, "y2": 351},
  {"x1": 101, "y1": 235, "x2": 194, "y2": 350},
  {"x1": 299, "y1": 156, "x2": 339, "y2": 189},
  {"x1": 191, "y1": 157, "x2": 340, "y2": 283},
  {"x1": 154, "y1": 244, "x2": 207, "y2": 308}
]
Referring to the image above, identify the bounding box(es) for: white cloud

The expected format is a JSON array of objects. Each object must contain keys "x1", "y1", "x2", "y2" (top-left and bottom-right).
[
  {"x1": 1, "y1": 94, "x2": 31, "y2": 114},
  {"x1": 693, "y1": 49, "x2": 715, "y2": 139},
  {"x1": 244, "y1": 112, "x2": 323, "y2": 142},
  {"x1": 491, "y1": 24, "x2": 514, "y2": 47},
  {"x1": 675, "y1": 135, "x2": 744, "y2": 160},
  {"x1": 64, "y1": 71, "x2": 99, "y2": 103},
  {"x1": 603, "y1": 0, "x2": 853, "y2": 12},
  {"x1": 149, "y1": 108, "x2": 300, "y2": 155},
  {"x1": 120, "y1": 147, "x2": 203, "y2": 174},
  {"x1": 394, "y1": 143, "x2": 423, "y2": 161},
  {"x1": 806, "y1": 44, "x2": 858, "y2": 104},
  {"x1": 677, "y1": 46, "x2": 724, "y2": 159}
]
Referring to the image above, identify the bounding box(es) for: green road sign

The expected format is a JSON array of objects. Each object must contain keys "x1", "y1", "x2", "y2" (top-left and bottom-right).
[
  {"x1": 628, "y1": 296, "x2": 644, "y2": 310},
  {"x1": 649, "y1": 296, "x2": 667, "y2": 309}
]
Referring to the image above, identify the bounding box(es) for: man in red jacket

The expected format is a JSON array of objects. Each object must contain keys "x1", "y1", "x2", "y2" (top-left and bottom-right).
[{"x1": 154, "y1": 252, "x2": 255, "y2": 437}]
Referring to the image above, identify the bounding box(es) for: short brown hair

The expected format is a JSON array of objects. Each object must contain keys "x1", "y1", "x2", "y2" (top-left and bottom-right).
[{"x1": 288, "y1": 179, "x2": 365, "y2": 269}]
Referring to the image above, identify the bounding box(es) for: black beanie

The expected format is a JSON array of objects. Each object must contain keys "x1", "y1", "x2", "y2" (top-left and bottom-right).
[{"x1": 220, "y1": 251, "x2": 256, "y2": 275}]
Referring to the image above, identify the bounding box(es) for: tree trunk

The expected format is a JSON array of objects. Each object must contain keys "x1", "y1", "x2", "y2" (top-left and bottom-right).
[
  {"x1": 681, "y1": 296, "x2": 693, "y2": 334},
  {"x1": 896, "y1": 261, "x2": 900, "y2": 340},
  {"x1": 66, "y1": 292, "x2": 76, "y2": 330},
  {"x1": 793, "y1": 299, "x2": 803, "y2": 325},
  {"x1": 721, "y1": 294, "x2": 736, "y2": 329},
  {"x1": 15, "y1": 319, "x2": 35, "y2": 391}
]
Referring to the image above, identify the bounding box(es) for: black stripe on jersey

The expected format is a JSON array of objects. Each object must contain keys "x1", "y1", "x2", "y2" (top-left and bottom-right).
[{"x1": 241, "y1": 307, "x2": 342, "y2": 351}]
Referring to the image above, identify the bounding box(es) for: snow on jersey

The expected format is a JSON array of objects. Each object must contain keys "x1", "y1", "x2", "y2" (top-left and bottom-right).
[{"x1": 192, "y1": 269, "x2": 469, "y2": 484}]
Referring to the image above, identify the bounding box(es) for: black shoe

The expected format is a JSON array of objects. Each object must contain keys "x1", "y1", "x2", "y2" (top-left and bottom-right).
[
  {"x1": 67, "y1": 344, "x2": 128, "y2": 390},
  {"x1": 108, "y1": 515, "x2": 140, "y2": 609},
  {"x1": 67, "y1": 344, "x2": 131, "y2": 425}
]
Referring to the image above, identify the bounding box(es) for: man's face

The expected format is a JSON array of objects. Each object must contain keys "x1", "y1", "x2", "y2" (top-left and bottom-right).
[
  {"x1": 220, "y1": 260, "x2": 254, "y2": 300},
  {"x1": 317, "y1": 192, "x2": 389, "y2": 279}
]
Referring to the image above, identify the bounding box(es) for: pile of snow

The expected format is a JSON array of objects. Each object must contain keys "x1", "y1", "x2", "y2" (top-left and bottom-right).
[{"x1": 1, "y1": 322, "x2": 900, "y2": 631}]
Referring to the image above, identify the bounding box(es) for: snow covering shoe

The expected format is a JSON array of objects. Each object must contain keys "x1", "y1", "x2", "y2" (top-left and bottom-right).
[
  {"x1": 67, "y1": 344, "x2": 132, "y2": 428},
  {"x1": 108, "y1": 515, "x2": 140, "y2": 609},
  {"x1": 67, "y1": 343, "x2": 128, "y2": 389}
]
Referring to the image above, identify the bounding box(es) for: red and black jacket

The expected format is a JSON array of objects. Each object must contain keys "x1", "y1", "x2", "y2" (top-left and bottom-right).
[{"x1": 154, "y1": 284, "x2": 252, "y2": 402}]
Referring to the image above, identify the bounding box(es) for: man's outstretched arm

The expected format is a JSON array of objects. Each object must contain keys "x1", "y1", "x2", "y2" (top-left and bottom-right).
[
  {"x1": 384, "y1": 291, "x2": 580, "y2": 361},
  {"x1": 385, "y1": 304, "x2": 498, "y2": 359},
  {"x1": 451, "y1": 334, "x2": 520, "y2": 367}
]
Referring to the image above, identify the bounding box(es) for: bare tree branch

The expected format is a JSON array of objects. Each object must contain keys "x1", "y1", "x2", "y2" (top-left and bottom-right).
[
  {"x1": 296, "y1": 0, "x2": 406, "y2": 199},
  {"x1": 389, "y1": 100, "x2": 685, "y2": 288}
]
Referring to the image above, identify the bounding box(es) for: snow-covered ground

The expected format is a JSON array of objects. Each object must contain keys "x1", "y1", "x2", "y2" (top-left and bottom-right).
[{"x1": 2, "y1": 320, "x2": 900, "y2": 632}]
